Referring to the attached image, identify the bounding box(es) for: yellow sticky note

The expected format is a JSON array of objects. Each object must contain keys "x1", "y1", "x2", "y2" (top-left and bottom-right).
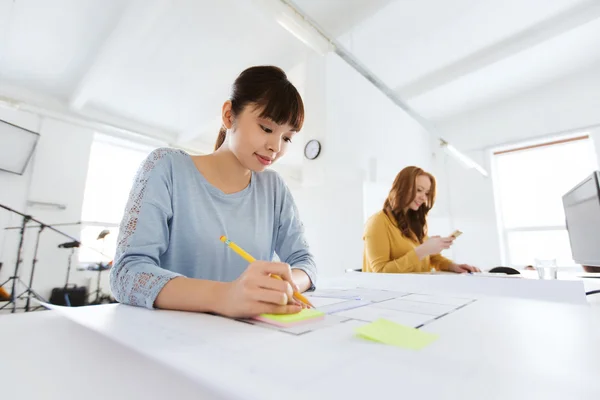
[
  {"x1": 254, "y1": 308, "x2": 325, "y2": 327},
  {"x1": 355, "y1": 318, "x2": 439, "y2": 350}
]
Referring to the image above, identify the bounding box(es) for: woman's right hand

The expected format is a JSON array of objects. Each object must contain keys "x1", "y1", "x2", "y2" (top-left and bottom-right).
[
  {"x1": 215, "y1": 261, "x2": 302, "y2": 318},
  {"x1": 415, "y1": 236, "x2": 454, "y2": 259}
]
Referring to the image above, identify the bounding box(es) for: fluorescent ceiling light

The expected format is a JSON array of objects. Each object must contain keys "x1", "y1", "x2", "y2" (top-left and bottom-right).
[
  {"x1": 0, "y1": 96, "x2": 22, "y2": 110},
  {"x1": 440, "y1": 139, "x2": 488, "y2": 177},
  {"x1": 253, "y1": 0, "x2": 333, "y2": 55}
]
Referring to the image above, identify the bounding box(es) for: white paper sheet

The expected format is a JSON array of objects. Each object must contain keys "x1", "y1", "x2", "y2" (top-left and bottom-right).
[
  {"x1": 401, "y1": 293, "x2": 474, "y2": 307},
  {"x1": 333, "y1": 273, "x2": 587, "y2": 304},
  {"x1": 308, "y1": 287, "x2": 407, "y2": 302},
  {"x1": 306, "y1": 296, "x2": 350, "y2": 308},
  {"x1": 335, "y1": 305, "x2": 434, "y2": 327},
  {"x1": 373, "y1": 298, "x2": 457, "y2": 316},
  {"x1": 318, "y1": 299, "x2": 373, "y2": 314},
  {"x1": 247, "y1": 313, "x2": 350, "y2": 335},
  {"x1": 308, "y1": 288, "x2": 363, "y2": 299},
  {"x1": 334, "y1": 288, "x2": 408, "y2": 302}
]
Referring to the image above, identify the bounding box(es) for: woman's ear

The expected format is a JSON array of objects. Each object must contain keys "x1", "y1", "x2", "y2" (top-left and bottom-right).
[{"x1": 222, "y1": 100, "x2": 234, "y2": 129}]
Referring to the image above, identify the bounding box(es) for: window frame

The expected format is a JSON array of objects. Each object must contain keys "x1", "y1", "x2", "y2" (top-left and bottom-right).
[
  {"x1": 78, "y1": 132, "x2": 166, "y2": 263},
  {"x1": 490, "y1": 133, "x2": 597, "y2": 267}
]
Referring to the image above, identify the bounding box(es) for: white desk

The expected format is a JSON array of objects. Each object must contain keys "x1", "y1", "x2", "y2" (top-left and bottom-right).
[
  {"x1": 519, "y1": 269, "x2": 600, "y2": 305},
  {"x1": 0, "y1": 312, "x2": 225, "y2": 399},
  {"x1": 331, "y1": 271, "x2": 593, "y2": 304},
  {"x1": 504, "y1": 269, "x2": 600, "y2": 303},
  {"x1": 2, "y1": 274, "x2": 600, "y2": 400}
]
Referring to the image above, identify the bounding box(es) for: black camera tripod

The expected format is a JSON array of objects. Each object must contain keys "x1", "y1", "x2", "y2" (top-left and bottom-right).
[{"x1": 0, "y1": 204, "x2": 47, "y2": 313}]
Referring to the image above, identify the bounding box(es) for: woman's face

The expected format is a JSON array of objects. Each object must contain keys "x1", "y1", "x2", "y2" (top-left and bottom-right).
[
  {"x1": 223, "y1": 102, "x2": 297, "y2": 172},
  {"x1": 409, "y1": 174, "x2": 431, "y2": 211}
]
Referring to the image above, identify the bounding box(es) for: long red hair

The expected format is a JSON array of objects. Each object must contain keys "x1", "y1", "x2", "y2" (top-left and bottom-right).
[{"x1": 383, "y1": 166, "x2": 436, "y2": 243}]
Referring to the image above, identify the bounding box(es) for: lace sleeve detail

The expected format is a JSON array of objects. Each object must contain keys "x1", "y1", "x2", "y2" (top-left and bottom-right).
[
  {"x1": 109, "y1": 148, "x2": 186, "y2": 309},
  {"x1": 115, "y1": 148, "x2": 185, "y2": 258},
  {"x1": 111, "y1": 265, "x2": 181, "y2": 309}
]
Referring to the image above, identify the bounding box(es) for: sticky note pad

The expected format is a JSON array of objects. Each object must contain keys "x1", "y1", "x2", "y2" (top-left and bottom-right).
[
  {"x1": 253, "y1": 309, "x2": 325, "y2": 327},
  {"x1": 355, "y1": 318, "x2": 439, "y2": 350}
]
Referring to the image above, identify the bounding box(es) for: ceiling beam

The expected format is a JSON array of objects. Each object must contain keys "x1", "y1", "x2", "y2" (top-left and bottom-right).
[
  {"x1": 396, "y1": 0, "x2": 600, "y2": 100},
  {"x1": 1, "y1": 84, "x2": 178, "y2": 145},
  {"x1": 253, "y1": 0, "x2": 488, "y2": 176},
  {"x1": 69, "y1": 0, "x2": 172, "y2": 110},
  {"x1": 257, "y1": 0, "x2": 433, "y2": 130}
]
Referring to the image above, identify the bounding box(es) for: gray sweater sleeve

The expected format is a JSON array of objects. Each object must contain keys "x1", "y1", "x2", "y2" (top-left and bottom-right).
[
  {"x1": 109, "y1": 150, "x2": 183, "y2": 309},
  {"x1": 274, "y1": 178, "x2": 317, "y2": 291}
]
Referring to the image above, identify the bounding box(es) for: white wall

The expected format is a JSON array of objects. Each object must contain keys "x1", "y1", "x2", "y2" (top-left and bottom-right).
[
  {"x1": 591, "y1": 129, "x2": 600, "y2": 162},
  {"x1": 0, "y1": 107, "x2": 94, "y2": 306},
  {"x1": 434, "y1": 65, "x2": 600, "y2": 269},
  {"x1": 430, "y1": 148, "x2": 502, "y2": 268},
  {"x1": 290, "y1": 53, "x2": 434, "y2": 277}
]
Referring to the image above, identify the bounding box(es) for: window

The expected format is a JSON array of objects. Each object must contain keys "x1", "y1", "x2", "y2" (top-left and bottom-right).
[
  {"x1": 493, "y1": 135, "x2": 598, "y2": 267},
  {"x1": 79, "y1": 133, "x2": 161, "y2": 263}
]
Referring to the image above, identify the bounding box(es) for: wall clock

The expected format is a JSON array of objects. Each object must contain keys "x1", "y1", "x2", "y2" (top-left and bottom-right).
[{"x1": 304, "y1": 139, "x2": 321, "y2": 160}]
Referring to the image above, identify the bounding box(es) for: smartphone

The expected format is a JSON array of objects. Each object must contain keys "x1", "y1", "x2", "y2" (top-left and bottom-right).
[{"x1": 450, "y1": 230, "x2": 463, "y2": 239}]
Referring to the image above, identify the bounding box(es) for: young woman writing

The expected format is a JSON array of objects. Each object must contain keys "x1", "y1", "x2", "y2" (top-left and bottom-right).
[{"x1": 109, "y1": 66, "x2": 316, "y2": 318}]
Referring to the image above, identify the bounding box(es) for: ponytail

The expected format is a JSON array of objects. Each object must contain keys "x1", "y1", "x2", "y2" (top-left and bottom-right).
[{"x1": 214, "y1": 126, "x2": 226, "y2": 150}]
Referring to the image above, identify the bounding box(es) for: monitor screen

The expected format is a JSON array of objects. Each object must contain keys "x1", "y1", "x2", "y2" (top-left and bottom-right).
[
  {"x1": 563, "y1": 171, "x2": 600, "y2": 267},
  {"x1": 0, "y1": 119, "x2": 39, "y2": 175}
]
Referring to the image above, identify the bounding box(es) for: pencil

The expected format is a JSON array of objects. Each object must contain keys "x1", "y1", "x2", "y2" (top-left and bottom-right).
[{"x1": 220, "y1": 235, "x2": 314, "y2": 308}]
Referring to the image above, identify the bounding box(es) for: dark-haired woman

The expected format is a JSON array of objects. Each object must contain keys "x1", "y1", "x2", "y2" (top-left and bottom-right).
[
  {"x1": 362, "y1": 166, "x2": 479, "y2": 274},
  {"x1": 110, "y1": 66, "x2": 316, "y2": 317}
]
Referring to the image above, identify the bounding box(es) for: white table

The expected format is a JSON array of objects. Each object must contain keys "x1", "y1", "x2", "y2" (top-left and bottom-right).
[
  {"x1": 334, "y1": 270, "x2": 595, "y2": 304},
  {"x1": 0, "y1": 312, "x2": 224, "y2": 399},
  {"x1": 520, "y1": 269, "x2": 600, "y2": 305},
  {"x1": 2, "y1": 274, "x2": 600, "y2": 400}
]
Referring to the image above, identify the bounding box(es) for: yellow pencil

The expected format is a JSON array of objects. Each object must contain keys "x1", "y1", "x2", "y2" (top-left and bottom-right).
[{"x1": 220, "y1": 235, "x2": 314, "y2": 308}]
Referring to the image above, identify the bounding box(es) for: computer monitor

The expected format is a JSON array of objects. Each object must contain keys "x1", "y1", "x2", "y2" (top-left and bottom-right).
[{"x1": 562, "y1": 171, "x2": 600, "y2": 267}]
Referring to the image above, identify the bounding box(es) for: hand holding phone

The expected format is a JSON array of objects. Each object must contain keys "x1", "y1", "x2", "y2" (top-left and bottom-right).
[{"x1": 450, "y1": 230, "x2": 463, "y2": 239}]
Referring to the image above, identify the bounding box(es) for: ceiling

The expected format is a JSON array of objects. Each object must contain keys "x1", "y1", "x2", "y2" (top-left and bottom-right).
[
  {"x1": 0, "y1": 0, "x2": 311, "y2": 148},
  {"x1": 296, "y1": 0, "x2": 600, "y2": 120},
  {"x1": 1, "y1": 0, "x2": 600, "y2": 152}
]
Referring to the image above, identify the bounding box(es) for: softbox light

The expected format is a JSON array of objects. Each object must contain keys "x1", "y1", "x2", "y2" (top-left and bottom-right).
[{"x1": 0, "y1": 119, "x2": 39, "y2": 175}]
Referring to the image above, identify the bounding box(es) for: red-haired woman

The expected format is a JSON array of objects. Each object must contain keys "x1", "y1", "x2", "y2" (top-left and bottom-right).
[{"x1": 363, "y1": 166, "x2": 479, "y2": 274}]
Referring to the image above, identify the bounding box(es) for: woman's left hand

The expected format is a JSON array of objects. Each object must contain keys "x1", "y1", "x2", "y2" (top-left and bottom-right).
[{"x1": 448, "y1": 263, "x2": 481, "y2": 273}]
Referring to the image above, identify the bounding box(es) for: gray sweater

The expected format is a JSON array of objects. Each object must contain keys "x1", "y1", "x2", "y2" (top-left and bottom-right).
[{"x1": 109, "y1": 148, "x2": 317, "y2": 309}]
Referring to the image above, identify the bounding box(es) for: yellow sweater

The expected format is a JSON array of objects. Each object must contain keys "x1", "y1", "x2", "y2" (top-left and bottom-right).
[{"x1": 362, "y1": 210, "x2": 453, "y2": 273}]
